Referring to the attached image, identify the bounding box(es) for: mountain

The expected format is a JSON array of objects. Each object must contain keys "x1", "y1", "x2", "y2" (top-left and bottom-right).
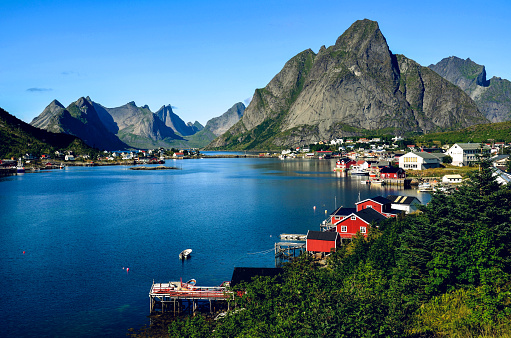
[
  {"x1": 204, "y1": 102, "x2": 245, "y2": 136},
  {"x1": 94, "y1": 100, "x2": 185, "y2": 149},
  {"x1": 31, "y1": 98, "x2": 193, "y2": 150},
  {"x1": 155, "y1": 105, "x2": 203, "y2": 136},
  {"x1": 1, "y1": 107, "x2": 92, "y2": 158},
  {"x1": 429, "y1": 56, "x2": 511, "y2": 123},
  {"x1": 185, "y1": 102, "x2": 245, "y2": 148},
  {"x1": 208, "y1": 19, "x2": 487, "y2": 150},
  {"x1": 31, "y1": 97, "x2": 128, "y2": 150}
]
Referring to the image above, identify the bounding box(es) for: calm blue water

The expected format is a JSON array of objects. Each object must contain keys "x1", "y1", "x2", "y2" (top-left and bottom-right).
[{"x1": 0, "y1": 157, "x2": 430, "y2": 337}]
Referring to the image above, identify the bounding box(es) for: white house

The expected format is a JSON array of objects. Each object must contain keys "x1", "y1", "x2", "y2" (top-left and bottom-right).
[
  {"x1": 442, "y1": 174, "x2": 463, "y2": 184},
  {"x1": 65, "y1": 155, "x2": 75, "y2": 161},
  {"x1": 386, "y1": 195, "x2": 421, "y2": 214},
  {"x1": 398, "y1": 152, "x2": 441, "y2": 170},
  {"x1": 445, "y1": 143, "x2": 491, "y2": 166}
]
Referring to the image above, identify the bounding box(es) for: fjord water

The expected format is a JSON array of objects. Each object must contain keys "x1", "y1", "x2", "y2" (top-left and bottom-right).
[{"x1": 0, "y1": 157, "x2": 430, "y2": 337}]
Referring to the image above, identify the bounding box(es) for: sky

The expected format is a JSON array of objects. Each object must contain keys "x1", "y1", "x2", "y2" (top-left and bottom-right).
[{"x1": 1, "y1": 0, "x2": 510, "y2": 126}]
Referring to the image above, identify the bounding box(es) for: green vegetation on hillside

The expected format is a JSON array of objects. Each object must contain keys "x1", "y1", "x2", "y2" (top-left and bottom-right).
[
  {"x1": 168, "y1": 160, "x2": 511, "y2": 337},
  {"x1": 0, "y1": 107, "x2": 96, "y2": 158},
  {"x1": 413, "y1": 120, "x2": 511, "y2": 145}
]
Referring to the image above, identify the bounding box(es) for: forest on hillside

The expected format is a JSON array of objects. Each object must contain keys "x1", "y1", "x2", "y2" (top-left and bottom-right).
[{"x1": 167, "y1": 160, "x2": 511, "y2": 337}]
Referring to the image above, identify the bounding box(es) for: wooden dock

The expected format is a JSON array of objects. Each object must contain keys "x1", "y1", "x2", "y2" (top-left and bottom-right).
[
  {"x1": 383, "y1": 178, "x2": 412, "y2": 187},
  {"x1": 149, "y1": 281, "x2": 234, "y2": 315}
]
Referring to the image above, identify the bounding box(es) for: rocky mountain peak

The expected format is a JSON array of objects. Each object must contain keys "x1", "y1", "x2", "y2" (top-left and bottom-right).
[
  {"x1": 429, "y1": 56, "x2": 511, "y2": 122},
  {"x1": 49, "y1": 99, "x2": 64, "y2": 109}
]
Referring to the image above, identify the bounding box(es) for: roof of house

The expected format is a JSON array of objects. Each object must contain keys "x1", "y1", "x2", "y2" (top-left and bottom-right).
[
  {"x1": 492, "y1": 154, "x2": 509, "y2": 162},
  {"x1": 380, "y1": 167, "x2": 403, "y2": 173},
  {"x1": 353, "y1": 208, "x2": 387, "y2": 224},
  {"x1": 356, "y1": 196, "x2": 391, "y2": 206},
  {"x1": 443, "y1": 174, "x2": 462, "y2": 179},
  {"x1": 386, "y1": 195, "x2": 421, "y2": 205},
  {"x1": 453, "y1": 143, "x2": 491, "y2": 150},
  {"x1": 411, "y1": 152, "x2": 441, "y2": 160},
  {"x1": 307, "y1": 230, "x2": 339, "y2": 241},
  {"x1": 331, "y1": 207, "x2": 357, "y2": 217}
]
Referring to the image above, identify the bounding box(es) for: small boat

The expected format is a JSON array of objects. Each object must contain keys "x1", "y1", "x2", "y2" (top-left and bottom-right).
[
  {"x1": 179, "y1": 249, "x2": 192, "y2": 259},
  {"x1": 350, "y1": 168, "x2": 369, "y2": 175},
  {"x1": 371, "y1": 179, "x2": 385, "y2": 185},
  {"x1": 418, "y1": 182, "x2": 433, "y2": 192},
  {"x1": 16, "y1": 158, "x2": 25, "y2": 173}
]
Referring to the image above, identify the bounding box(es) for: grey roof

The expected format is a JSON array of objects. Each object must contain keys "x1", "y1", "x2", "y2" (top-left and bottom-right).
[
  {"x1": 413, "y1": 152, "x2": 442, "y2": 159},
  {"x1": 386, "y1": 195, "x2": 421, "y2": 205},
  {"x1": 453, "y1": 143, "x2": 491, "y2": 150},
  {"x1": 307, "y1": 230, "x2": 338, "y2": 241},
  {"x1": 354, "y1": 208, "x2": 387, "y2": 224},
  {"x1": 492, "y1": 154, "x2": 510, "y2": 162},
  {"x1": 331, "y1": 207, "x2": 357, "y2": 217}
]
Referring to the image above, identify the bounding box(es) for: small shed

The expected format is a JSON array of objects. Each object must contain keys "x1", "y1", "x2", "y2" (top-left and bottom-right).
[
  {"x1": 306, "y1": 230, "x2": 340, "y2": 253},
  {"x1": 442, "y1": 174, "x2": 463, "y2": 184}
]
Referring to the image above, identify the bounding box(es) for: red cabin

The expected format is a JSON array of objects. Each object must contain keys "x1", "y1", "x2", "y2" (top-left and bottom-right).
[
  {"x1": 306, "y1": 230, "x2": 341, "y2": 253},
  {"x1": 379, "y1": 167, "x2": 406, "y2": 179}
]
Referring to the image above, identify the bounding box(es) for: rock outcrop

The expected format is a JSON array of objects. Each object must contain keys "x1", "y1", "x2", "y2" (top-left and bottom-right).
[
  {"x1": 429, "y1": 56, "x2": 511, "y2": 122},
  {"x1": 209, "y1": 19, "x2": 487, "y2": 149}
]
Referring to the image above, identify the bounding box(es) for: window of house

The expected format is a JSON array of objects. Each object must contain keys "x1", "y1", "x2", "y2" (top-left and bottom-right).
[
  {"x1": 360, "y1": 227, "x2": 366, "y2": 233},
  {"x1": 340, "y1": 226, "x2": 347, "y2": 232},
  {"x1": 366, "y1": 205, "x2": 372, "y2": 209},
  {"x1": 351, "y1": 215, "x2": 356, "y2": 220}
]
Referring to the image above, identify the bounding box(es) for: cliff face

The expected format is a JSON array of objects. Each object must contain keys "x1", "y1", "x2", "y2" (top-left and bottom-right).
[
  {"x1": 204, "y1": 102, "x2": 245, "y2": 136},
  {"x1": 155, "y1": 105, "x2": 202, "y2": 136},
  {"x1": 210, "y1": 19, "x2": 487, "y2": 149},
  {"x1": 429, "y1": 56, "x2": 511, "y2": 123}
]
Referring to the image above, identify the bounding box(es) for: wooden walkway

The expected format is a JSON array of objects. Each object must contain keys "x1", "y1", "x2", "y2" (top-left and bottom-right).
[{"x1": 149, "y1": 282, "x2": 234, "y2": 315}]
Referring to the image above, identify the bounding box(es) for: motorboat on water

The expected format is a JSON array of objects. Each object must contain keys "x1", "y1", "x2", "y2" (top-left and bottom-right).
[
  {"x1": 179, "y1": 249, "x2": 192, "y2": 259},
  {"x1": 418, "y1": 182, "x2": 433, "y2": 192},
  {"x1": 16, "y1": 158, "x2": 25, "y2": 173},
  {"x1": 350, "y1": 168, "x2": 369, "y2": 175}
]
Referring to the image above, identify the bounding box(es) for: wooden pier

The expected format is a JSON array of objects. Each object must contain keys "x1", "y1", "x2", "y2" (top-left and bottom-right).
[
  {"x1": 149, "y1": 281, "x2": 233, "y2": 315},
  {"x1": 275, "y1": 233, "x2": 306, "y2": 266},
  {"x1": 383, "y1": 178, "x2": 412, "y2": 187}
]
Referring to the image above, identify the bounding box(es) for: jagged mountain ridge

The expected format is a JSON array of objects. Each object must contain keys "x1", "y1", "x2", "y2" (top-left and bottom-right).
[
  {"x1": 32, "y1": 98, "x2": 211, "y2": 150},
  {"x1": 31, "y1": 98, "x2": 129, "y2": 150},
  {"x1": 429, "y1": 56, "x2": 511, "y2": 123},
  {"x1": 209, "y1": 19, "x2": 488, "y2": 150}
]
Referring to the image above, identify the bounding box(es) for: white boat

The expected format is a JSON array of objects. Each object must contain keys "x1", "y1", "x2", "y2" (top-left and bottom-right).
[
  {"x1": 418, "y1": 182, "x2": 433, "y2": 192},
  {"x1": 179, "y1": 249, "x2": 192, "y2": 259},
  {"x1": 350, "y1": 168, "x2": 369, "y2": 175},
  {"x1": 371, "y1": 179, "x2": 385, "y2": 185},
  {"x1": 16, "y1": 158, "x2": 25, "y2": 173}
]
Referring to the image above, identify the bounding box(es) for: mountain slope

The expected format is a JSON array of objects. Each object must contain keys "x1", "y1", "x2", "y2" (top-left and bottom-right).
[
  {"x1": 155, "y1": 105, "x2": 202, "y2": 136},
  {"x1": 429, "y1": 56, "x2": 511, "y2": 122},
  {"x1": 31, "y1": 98, "x2": 128, "y2": 150},
  {"x1": 209, "y1": 19, "x2": 487, "y2": 150},
  {"x1": 1, "y1": 107, "x2": 92, "y2": 158}
]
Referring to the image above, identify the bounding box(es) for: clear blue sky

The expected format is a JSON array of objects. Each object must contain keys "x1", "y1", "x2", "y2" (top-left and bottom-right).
[{"x1": 1, "y1": 0, "x2": 509, "y2": 125}]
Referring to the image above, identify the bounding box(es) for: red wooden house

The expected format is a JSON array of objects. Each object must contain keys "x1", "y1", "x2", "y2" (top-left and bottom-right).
[
  {"x1": 355, "y1": 196, "x2": 403, "y2": 218},
  {"x1": 306, "y1": 230, "x2": 341, "y2": 253},
  {"x1": 379, "y1": 167, "x2": 406, "y2": 179},
  {"x1": 333, "y1": 208, "x2": 387, "y2": 238}
]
